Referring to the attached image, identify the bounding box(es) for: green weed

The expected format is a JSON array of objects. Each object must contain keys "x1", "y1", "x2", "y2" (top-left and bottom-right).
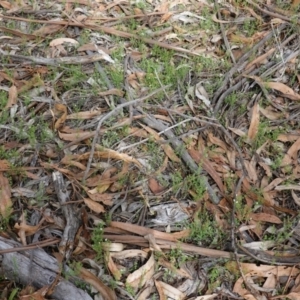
[{"x1": 91, "y1": 222, "x2": 106, "y2": 260}]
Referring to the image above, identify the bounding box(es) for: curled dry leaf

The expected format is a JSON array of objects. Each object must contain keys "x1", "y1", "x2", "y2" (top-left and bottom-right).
[
  {"x1": 50, "y1": 38, "x2": 79, "y2": 47},
  {"x1": 106, "y1": 253, "x2": 122, "y2": 281},
  {"x1": 194, "y1": 295, "x2": 218, "y2": 300},
  {"x1": 111, "y1": 249, "x2": 148, "y2": 260},
  {"x1": 54, "y1": 103, "x2": 68, "y2": 130},
  {"x1": 102, "y1": 242, "x2": 124, "y2": 252},
  {"x1": 79, "y1": 267, "x2": 116, "y2": 300},
  {"x1": 126, "y1": 252, "x2": 155, "y2": 291},
  {"x1": 5, "y1": 85, "x2": 17, "y2": 109},
  {"x1": 155, "y1": 280, "x2": 185, "y2": 300}
]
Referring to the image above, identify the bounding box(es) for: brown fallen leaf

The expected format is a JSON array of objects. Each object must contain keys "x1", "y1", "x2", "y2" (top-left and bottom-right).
[
  {"x1": 259, "y1": 105, "x2": 282, "y2": 121},
  {"x1": 66, "y1": 111, "x2": 104, "y2": 120},
  {"x1": 292, "y1": 0, "x2": 300, "y2": 7},
  {"x1": 0, "y1": 171, "x2": 12, "y2": 217},
  {"x1": 0, "y1": 1, "x2": 12, "y2": 9},
  {"x1": 265, "y1": 82, "x2": 300, "y2": 101},
  {"x1": 247, "y1": 102, "x2": 260, "y2": 141},
  {"x1": 188, "y1": 148, "x2": 224, "y2": 193},
  {"x1": 83, "y1": 198, "x2": 105, "y2": 214},
  {"x1": 250, "y1": 212, "x2": 282, "y2": 224},
  {"x1": 79, "y1": 267, "x2": 116, "y2": 300},
  {"x1": 148, "y1": 177, "x2": 166, "y2": 195},
  {"x1": 87, "y1": 193, "x2": 113, "y2": 206},
  {"x1": 33, "y1": 24, "x2": 64, "y2": 36},
  {"x1": 78, "y1": 148, "x2": 142, "y2": 169},
  {"x1": 5, "y1": 85, "x2": 17, "y2": 109},
  {"x1": 281, "y1": 137, "x2": 300, "y2": 166},
  {"x1": 106, "y1": 253, "x2": 122, "y2": 281}
]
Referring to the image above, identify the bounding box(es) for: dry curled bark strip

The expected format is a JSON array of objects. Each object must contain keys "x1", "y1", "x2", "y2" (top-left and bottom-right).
[
  {"x1": 52, "y1": 171, "x2": 81, "y2": 260},
  {"x1": 0, "y1": 237, "x2": 92, "y2": 300}
]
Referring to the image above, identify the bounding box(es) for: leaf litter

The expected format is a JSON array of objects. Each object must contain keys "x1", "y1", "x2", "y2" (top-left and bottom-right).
[{"x1": 1, "y1": 0, "x2": 300, "y2": 299}]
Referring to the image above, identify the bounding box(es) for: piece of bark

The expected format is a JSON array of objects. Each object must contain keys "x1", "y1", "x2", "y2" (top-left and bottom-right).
[
  {"x1": 52, "y1": 171, "x2": 81, "y2": 260},
  {"x1": 0, "y1": 237, "x2": 92, "y2": 300}
]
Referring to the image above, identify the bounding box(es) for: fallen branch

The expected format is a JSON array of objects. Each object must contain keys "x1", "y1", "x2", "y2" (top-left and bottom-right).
[{"x1": 0, "y1": 237, "x2": 92, "y2": 300}]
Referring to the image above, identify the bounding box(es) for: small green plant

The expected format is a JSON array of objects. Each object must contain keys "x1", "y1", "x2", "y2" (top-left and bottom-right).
[
  {"x1": 186, "y1": 210, "x2": 226, "y2": 248},
  {"x1": 65, "y1": 261, "x2": 88, "y2": 289},
  {"x1": 125, "y1": 283, "x2": 135, "y2": 296},
  {"x1": 0, "y1": 207, "x2": 12, "y2": 231},
  {"x1": 253, "y1": 120, "x2": 285, "y2": 150},
  {"x1": 234, "y1": 195, "x2": 252, "y2": 222},
  {"x1": 225, "y1": 92, "x2": 238, "y2": 106},
  {"x1": 145, "y1": 140, "x2": 164, "y2": 169},
  {"x1": 65, "y1": 261, "x2": 83, "y2": 278},
  {"x1": 107, "y1": 65, "x2": 124, "y2": 88},
  {"x1": 185, "y1": 172, "x2": 206, "y2": 200},
  {"x1": 167, "y1": 246, "x2": 189, "y2": 268},
  {"x1": 91, "y1": 222, "x2": 106, "y2": 260},
  {"x1": 207, "y1": 263, "x2": 234, "y2": 292},
  {"x1": 8, "y1": 288, "x2": 19, "y2": 300},
  {"x1": 263, "y1": 217, "x2": 294, "y2": 246},
  {"x1": 102, "y1": 130, "x2": 121, "y2": 148},
  {"x1": 208, "y1": 266, "x2": 221, "y2": 289}
]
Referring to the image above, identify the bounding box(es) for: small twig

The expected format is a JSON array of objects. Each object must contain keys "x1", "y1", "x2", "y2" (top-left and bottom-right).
[
  {"x1": 0, "y1": 238, "x2": 60, "y2": 254},
  {"x1": 82, "y1": 86, "x2": 170, "y2": 182},
  {"x1": 214, "y1": 0, "x2": 236, "y2": 65}
]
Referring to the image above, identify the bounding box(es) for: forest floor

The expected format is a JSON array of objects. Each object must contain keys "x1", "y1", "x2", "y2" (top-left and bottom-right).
[{"x1": 1, "y1": 0, "x2": 300, "y2": 299}]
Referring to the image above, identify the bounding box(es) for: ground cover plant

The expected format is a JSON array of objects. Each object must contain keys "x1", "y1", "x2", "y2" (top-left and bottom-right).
[{"x1": 1, "y1": 0, "x2": 300, "y2": 299}]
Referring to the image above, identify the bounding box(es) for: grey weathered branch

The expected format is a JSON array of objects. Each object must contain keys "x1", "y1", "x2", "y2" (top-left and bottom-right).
[{"x1": 0, "y1": 237, "x2": 92, "y2": 300}]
